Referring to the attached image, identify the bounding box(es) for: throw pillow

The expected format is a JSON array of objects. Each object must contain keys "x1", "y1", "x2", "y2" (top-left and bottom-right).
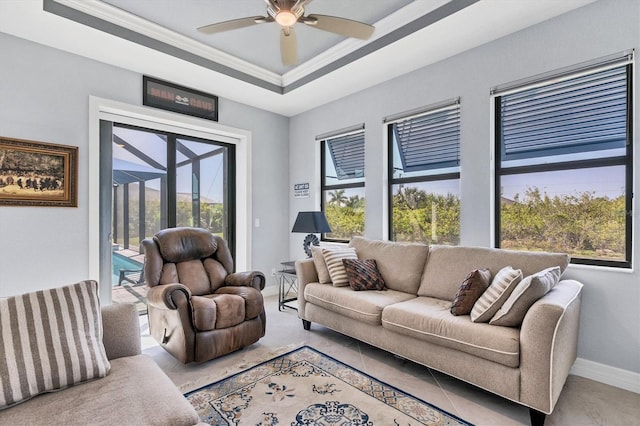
[
  {"x1": 311, "y1": 245, "x2": 331, "y2": 284},
  {"x1": 489, "y1": 266, "x2": 562, "y2": 327},
  {"x1": 343, "y1": 258, "x2": 386, "y2": 291},
  {"x1": 450, "y1": 268, "x2": 492, "y2": 316},
  {"x1": 470, "y1": 266, "x2": 522, "y2": 323},
  {"x1": 0, "y1": 280, "x2": 111, "y2": 410},
  {"x1": 322, "y1": 247, "x2": 358, "y2": 287}
]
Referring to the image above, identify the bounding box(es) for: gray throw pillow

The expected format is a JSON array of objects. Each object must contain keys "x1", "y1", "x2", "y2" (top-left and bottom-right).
[
  {"x1": 490, "y1": 267, "x2": 561, "y2": 327},
  {"x1": 311, "y1": 245, "x2": 331, "y2": 284}
]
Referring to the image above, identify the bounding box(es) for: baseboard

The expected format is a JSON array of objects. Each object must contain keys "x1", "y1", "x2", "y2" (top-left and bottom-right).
[
  {"x1": 571, "y1": 357, "x2": 640, "y2": 394},
  {"x1": 262, "y1": 284, "x2": 279, "y2": 298}
]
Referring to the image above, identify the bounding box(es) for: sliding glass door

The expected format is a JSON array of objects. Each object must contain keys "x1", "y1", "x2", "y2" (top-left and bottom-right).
[{"x1": 110, "y1": 123, "x2": 235, "y2": 286}]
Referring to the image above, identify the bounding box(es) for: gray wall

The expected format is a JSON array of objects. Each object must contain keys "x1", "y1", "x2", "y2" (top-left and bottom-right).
[
  {"x1": 289, "y1": 0, "x2": 640, "y2": 373},
  {"x1": 0, "y1": 0, "x2": 637, "y2": 379},
  {"x1": 0, "y1": 32, "x2": 289, "y2": 297}
]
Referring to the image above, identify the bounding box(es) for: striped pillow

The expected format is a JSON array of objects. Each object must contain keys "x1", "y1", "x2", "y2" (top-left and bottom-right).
[
  {"x1": 0, "y1": 280, "x2": 110, "y2": 409},
  {"x1": 470, "y1": 266, "x2": 522, "y2": 323},
  {"x1": 322, "y1": 247, "x2": 358, "y2": 287}
]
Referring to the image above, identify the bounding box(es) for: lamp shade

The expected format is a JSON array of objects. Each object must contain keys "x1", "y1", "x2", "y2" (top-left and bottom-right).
[{"x1": 291, "y1": 211, "x2": 332, "y2": 234}]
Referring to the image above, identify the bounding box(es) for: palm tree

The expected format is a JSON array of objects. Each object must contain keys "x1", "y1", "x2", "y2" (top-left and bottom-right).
[
  {"x1": 345, "y1": 195, "x2": 362, "y2": 209},
  {"x1": 328, "y1": 189, "x2": 347, "y2": 207}
]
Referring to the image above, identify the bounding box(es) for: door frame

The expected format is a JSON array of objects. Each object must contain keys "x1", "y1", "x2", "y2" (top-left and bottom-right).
[{"x1": 89, "y1": 96, "x2": 252, "y2": 304}]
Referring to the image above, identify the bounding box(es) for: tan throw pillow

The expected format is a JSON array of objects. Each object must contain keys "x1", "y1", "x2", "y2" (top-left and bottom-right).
[
  {"x1": 470, "y1": 266, "x2": 522, "y2": 323},
  {"x1": 0, "y1": 280, "x2": 110, "y2": 409},
  {"x1": 343, "y1": 258, "x2": 386, "y2": 291},
  {"x1": 450, "y1": 269, "x2": 492, "y2": 316},
  {"x1": 322, "y1": 247, "x2": 358, "y2": 287},
  {"x1": 311, "y1": 245, "x2": 331, "y2": 284},
  {"x1": 490, "y1": 266, "x2": 561, "y2": 327}
]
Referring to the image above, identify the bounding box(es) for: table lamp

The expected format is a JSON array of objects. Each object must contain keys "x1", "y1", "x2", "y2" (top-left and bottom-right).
[{"x1": 291, "y1": 211, "x2": 332, "y2": 257}]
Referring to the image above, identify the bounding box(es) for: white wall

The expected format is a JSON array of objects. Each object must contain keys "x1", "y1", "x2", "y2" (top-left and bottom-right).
[
  {"x1": 289, "y1": 0, "x2": 640, "y2": 377},
  {"x1": 0, "y1": 32, "x2": 290, "y2": 297}
]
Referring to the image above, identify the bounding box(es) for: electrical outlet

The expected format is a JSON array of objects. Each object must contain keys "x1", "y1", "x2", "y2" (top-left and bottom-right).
[{"x1": 271, "y1": 268, "x2": 277, "y2": 276}]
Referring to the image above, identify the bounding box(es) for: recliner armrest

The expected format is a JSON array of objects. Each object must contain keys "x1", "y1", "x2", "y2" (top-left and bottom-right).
[
  {"x1": 225, "y1": 271, "x2": 266, "y2": 291},
  {"x1": 147, "y1": 283, "x2": 192, "y2": 310}
]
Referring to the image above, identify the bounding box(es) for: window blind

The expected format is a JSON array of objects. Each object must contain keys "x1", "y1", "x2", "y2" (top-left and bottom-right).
[
  {"x1": 326, "y1": 132, "x2": 365, "y2": 180},
  {"x1": 392, "y1": 103, "x2": 460, "y2": 172},
  {"x1": 499, "y1": 64, "x2": 629, "y2": 162}
]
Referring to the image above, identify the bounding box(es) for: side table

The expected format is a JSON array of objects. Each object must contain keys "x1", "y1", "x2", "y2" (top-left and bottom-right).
[{"x1": 278, "y1": 261, "x2": 298, "y2": 311}]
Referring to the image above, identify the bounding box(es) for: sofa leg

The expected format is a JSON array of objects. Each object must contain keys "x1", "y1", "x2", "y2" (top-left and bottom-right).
[
  {"x1": 529, "y1": 408, "x2": 546, "y2": 426},
  {"x1": 302, "y1": 319, "x2": 311, "y2": 330}
]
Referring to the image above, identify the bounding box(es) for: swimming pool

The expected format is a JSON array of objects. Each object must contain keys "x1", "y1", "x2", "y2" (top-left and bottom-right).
[{"x1": 112, "y1": 253, "x2": 143, "y2": 285}]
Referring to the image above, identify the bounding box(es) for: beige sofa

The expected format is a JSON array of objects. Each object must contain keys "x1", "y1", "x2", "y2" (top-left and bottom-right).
[
  {"x1": 296, "y1": 237, "x2": 583, "y2": 426},
  {"x1": 0, "y1": 303, "x2": 201, "y2": 426}
]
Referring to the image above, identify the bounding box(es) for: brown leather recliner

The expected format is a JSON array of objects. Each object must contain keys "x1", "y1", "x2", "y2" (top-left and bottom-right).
[{"x1": 142, "y1": 227, "x2": 266, "y2": 363}]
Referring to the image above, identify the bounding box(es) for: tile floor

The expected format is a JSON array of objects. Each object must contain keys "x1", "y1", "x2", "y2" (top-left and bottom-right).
[{"x1": 140, "y1": 295, "x2": 640, "y2": 426}]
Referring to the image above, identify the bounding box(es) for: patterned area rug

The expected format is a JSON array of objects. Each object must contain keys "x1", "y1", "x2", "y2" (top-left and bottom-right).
[{"x1": 185, "y1": 346, "x2": 472, "y2": 425}]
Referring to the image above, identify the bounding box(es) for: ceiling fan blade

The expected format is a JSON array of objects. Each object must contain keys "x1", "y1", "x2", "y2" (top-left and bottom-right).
[
  {"x1": 304, "y1": 14, "x2": 374, "y2": 39},
  {"x1": 197, "y1": 16, "x2": 266, "y2": 34},
  {"x1": 280, "y1": 27, "x2": 297, "y2": 65}
]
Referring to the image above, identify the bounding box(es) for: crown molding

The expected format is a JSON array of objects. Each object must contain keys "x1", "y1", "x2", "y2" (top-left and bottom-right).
[
  {"x1": 54, "y1": 0, "x2": 449, "y2": 89},
  {"x1": 282, "y1": 0, "x2": 450, "y2": 85},
  {"x1": 53, "y1": 0, "x2": 283, "y2": 86}
]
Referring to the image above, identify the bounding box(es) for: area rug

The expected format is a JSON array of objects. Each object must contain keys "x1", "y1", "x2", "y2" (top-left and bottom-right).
[{"x1": 185, "y1": 346, "x2": 472, "y2": 425}]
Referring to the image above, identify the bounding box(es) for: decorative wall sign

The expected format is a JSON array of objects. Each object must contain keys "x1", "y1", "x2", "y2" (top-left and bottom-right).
[
  {"x1": 0, "y1": 137, "x2": 78, "y2": 207},
  {"x1": 143, "y1": 76, "x2": 218, "y2": 121},
  {"x1": 294, "y1": 182, "x2": 310, "y2": 198}
]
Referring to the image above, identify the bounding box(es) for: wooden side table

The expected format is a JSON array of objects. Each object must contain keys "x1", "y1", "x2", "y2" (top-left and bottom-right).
[{"x1": 278, "y1": 261, "x2": 298, "y2": 311}]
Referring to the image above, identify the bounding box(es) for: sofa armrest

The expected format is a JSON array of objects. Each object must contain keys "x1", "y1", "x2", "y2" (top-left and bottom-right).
[
  {"x1": 295, "y1": 258, "x2": 319, "y2": 319},
  {"x1": 101, "y1": 303, "x2": 142, "y2": 360},
  {"x1": 225, "y1": 271, "x2": 266, "y2": 291},
  {"x1": 147, "y1": 283, "x2": 192, "y2": 310},
  {"x1": 519, "y1": 279, "x2": 583, "y2": 414}
]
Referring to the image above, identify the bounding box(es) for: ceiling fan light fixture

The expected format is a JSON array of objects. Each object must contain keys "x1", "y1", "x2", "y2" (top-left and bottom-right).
[{"x1": 275, "y1": 10, "x2": 297, "y2": 27}]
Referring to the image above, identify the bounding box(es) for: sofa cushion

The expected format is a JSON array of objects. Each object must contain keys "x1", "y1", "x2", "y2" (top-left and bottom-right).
[
  {"x1": 343, "y1": 259, "x2": 386, "y2": 291},
  {"x1": 304, "y1": 283, "x2": 416, "y2": 325},
  {"x1": 349, "y1": 236, "x2": 429, "y2": 294},
  {"x1": 0, "y1": 280, "x2": 110, "y2": 410},
  {"x1": 471, "y1": 266, "x2": 522, "y2": 323},
  {"x1": 0, "y1": 354, "x2": 199, "y2": 425},
  {"x1": 382, "y1": 297, "x2": 521, "y2": 367},
  {"x1": 311, "y1": 245, "x2": 331, "y2": 284},
  {"x1": 490, "y1": 266, "x2": 561, "y2": 327},
  {"x1": 418, "y1": 245, "x2": 569, "y2": 300},
  {"x1": 322, "y1": 247, "x2": 358, "y2": 287},
  {"x1": 450, "y1": 269, "x2": 492, "y2": 316}
]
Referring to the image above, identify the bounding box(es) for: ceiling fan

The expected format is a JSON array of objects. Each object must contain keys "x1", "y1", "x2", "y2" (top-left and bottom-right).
[{"x1": 197, "y1": 0, "x2": 375, "y2": 66}]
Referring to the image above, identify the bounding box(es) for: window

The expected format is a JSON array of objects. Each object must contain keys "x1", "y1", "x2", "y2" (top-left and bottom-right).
[
  {"x1": 387, "y1": 99, "x2": 461, "y2": 244},
  {"x1": 494, "y1": 54, "x2": 633, "y2": 267},
  {"x1": 320, "y1": 128, "x2": 365, "y2": 242}
]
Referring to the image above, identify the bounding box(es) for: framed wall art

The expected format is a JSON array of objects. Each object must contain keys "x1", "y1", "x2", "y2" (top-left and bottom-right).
[{"x1": 0, "y1": 137, "x2": 78, "y2": 207}]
